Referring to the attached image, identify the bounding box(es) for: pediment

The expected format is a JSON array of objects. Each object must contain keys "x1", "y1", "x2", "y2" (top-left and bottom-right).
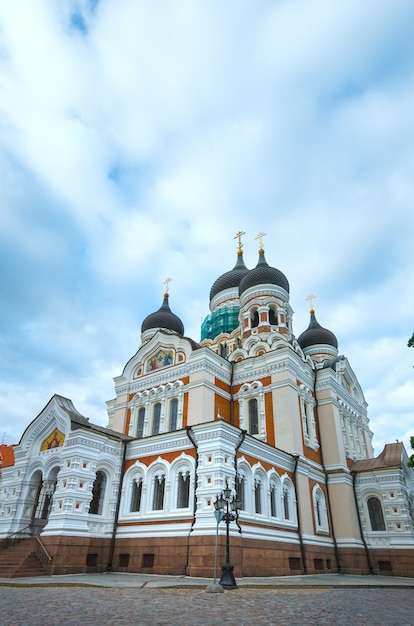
[{"x1": 117, "y1": 331, "x2": 196, "y2": 384}]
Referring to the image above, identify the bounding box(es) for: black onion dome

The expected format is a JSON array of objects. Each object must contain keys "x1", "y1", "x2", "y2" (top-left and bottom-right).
[
  {"x1": 297, "y1": 312, "x2": 338, "y2": 350},
  {"x1": 239, "y1": 251, "x2": 289, "y2": 295},
  {"x1": 209, "y1": 252, "x2": 249, "y2": 301},
  {"x1": 141, "y1": 295, "x2": 184, "y2": 336}
]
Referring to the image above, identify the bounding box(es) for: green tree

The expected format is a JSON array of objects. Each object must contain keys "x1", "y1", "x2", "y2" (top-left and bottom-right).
[
  {"x1": 408, "y1": 436, "x2": 414, "y2": 469},
  {"x1": 408, "y1": 333, "x2": 414, "y2": 348}
]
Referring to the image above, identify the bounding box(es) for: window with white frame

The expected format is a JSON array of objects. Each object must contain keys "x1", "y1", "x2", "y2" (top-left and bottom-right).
[
  {"x1": 89, "y1": 471, "x2": 106, "y2": 515},
  {"x1": 169, "y1": 398, "x2": 178, "y2": 431},
  {"x1": 313, "y1": 485, "x2": 328, "y2": 532},
  {"x1": 269, "y1": 477, "x2": 279, "y2": 518},
  {"x1": 152, "y1": 403, "x2": 161, "y2": 435},
  {"x1": 254, "y1": 478, "x2": 262, "y2": 514},
  {"x1": 282, "y1": 479, "x2": 295, "y2": 522},
  {"x1": 367, "y1": 496, "x2": 386, "y2": 531},
  {"x1": 176, "y1": 470, "x2": 190, "y2": 508},
  {"x1": 136, "y1": 407, "x2": 145, "y2": 439},
  {"x1": 248, "y1": 399, "x2": 259, "y2": 436},
  {"x1": 152, "y1": 473, "x2": 166, "y2": 511},
  {"x1": 130, "y1": 476, "x2": 143, "y2": 513},
  {"x1": 236, "y1": 473, "x2": 246, "y2": 511}
]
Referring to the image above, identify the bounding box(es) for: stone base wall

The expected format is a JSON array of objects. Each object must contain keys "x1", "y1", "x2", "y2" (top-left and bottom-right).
[{"x1": 39, "y1": 533, "x2": 414, "y2": 579}]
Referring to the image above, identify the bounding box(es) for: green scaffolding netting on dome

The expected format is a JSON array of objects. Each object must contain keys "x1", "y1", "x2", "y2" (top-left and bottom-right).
[{"x1": 200, "y1": 306, "x2": 240, "y2": 341}]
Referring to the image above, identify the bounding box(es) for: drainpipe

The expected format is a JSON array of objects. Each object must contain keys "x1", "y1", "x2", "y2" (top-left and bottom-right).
[
  {"x1": 351, "y1": 470, "x2": 374, "y2": 574},
  {"x1": 107, "y1": 438, "x2": 127, "y2": 571},
  {"x1": 185, "y1": 426, "x2": 199, "y2": 574},
  {"x1": 234, "y1": 429, "x2": 246, "y2": 535},
  {"x1": 292, "y1": 453, "x2": 307, "y2": 574},
  {"x1": 313, "y1": 367, "x2": 342, "y2": 573}
]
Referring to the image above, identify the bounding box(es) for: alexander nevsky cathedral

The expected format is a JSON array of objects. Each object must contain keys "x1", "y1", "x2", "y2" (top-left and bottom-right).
[{"x1": 1, "y1": 233, "x2": 413, "y2": 580}]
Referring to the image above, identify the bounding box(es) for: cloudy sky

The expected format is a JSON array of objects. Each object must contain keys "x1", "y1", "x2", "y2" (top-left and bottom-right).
[{"x1": 1, "y1": 0, "x2": 413, "y2": 455}]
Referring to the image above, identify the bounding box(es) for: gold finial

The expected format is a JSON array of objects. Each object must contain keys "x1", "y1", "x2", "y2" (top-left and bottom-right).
[
  {"x1": 255, "y1": 231, "x2": 266, "y2": 252},
  {"x1": 234, "y1": 230, "x2": 246, "y2": 254},
  {"x1": 306, "y1": 294, "x2": 316, "y2": 313},
  {"x1": 164, "y1": 277, "x2": 172, "y2": 296}
]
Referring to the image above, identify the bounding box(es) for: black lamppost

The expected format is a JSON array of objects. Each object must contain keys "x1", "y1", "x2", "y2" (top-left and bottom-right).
[{"x1": 213, "y1": 482, "x2": 241, "y2": 589}]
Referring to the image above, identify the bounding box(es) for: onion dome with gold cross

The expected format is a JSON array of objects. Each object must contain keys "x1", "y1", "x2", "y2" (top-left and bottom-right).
[
  {"x1": 141, "y1": 278, "x2": 184, "y2": 341},
  {"x1": 297, "y1": 297, "x2": 338, "y2": 362},
  {"x1": 238, "y1": 233, "x2": 289, "y2": 297},
  {"x1": 201, "y1": 232, "x2": 249, "y2": 342}
]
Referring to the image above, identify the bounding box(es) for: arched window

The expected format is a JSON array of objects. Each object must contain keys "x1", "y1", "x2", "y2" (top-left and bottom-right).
[
  {"x1": 367, "y1": 496, "x2": 386, "y2": 531},
  {"x1": 89, "y1": 471, "x2": 106, "y2": 515},
  {"x1": 251, "y1": 309, "x2": 259, "y2": 328},
  {"x1": 236, "y1": 474, "x2": 245, "y2": 511},
  {"x1": 130, "y1": 477, "x2": 143, "y2": 512},
  {"x1": 152, "y1": 403, "x2": 161, "y2": 435},
  {"x1": 177, "y1": 471, "x2": 190, "y2": 508},
  {"x1": 313, "y1": 486, "x2": 328, "y2": 531},
  {"x1": 248, "y1": 399, "x2": 259, "y2": 435},
  {"x1": 270, "y1": 483, "x2": 278, "y2": 518},
  {"x1": 254, "y1": 479, "x2": 262, "y2": 514},
  {"x1": 269, "y1": 308, "x2": 277, "y2": 326},
  {"x1": 136, "y1": 407, "x2": 145, "y2": 439},
  {"x1": 152, "y1": 473, "x2": 165, "y2": 511},
  {"x1": 283, "y1": 484, "x2": 292, "y2": 521},
  {"x1": 169, "y1": 398, "x2": 178, "y2": 431}
]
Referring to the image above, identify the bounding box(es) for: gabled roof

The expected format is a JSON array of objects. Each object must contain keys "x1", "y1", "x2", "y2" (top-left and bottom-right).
[
  {"x1": 54, "y1": 395, "x2": 131, "y2": 442},
  {"x1": 351, "y1": 442, "x2": 403, "y2": 473}
]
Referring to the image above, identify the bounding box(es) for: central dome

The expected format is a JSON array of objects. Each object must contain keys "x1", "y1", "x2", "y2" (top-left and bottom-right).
[
  {"x1": 210, "y1": 252, "x2": 249, "y2": 302},
  {"x1": 239, "y1": 250, "x2": 289, "y2": 295}
]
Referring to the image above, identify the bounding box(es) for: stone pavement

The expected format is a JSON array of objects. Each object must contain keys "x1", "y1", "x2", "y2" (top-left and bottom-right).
[{"x1": 1, "y1": 574, "x2": 414, "y2": 626}]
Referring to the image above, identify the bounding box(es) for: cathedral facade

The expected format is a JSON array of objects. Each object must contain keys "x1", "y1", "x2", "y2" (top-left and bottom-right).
[{"x1": 1, "y1": 237, "x2": 414, "y2": 579}]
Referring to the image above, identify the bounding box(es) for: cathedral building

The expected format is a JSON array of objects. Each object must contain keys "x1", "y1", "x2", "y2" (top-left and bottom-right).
[{"x1": 1, "y1": 234, "x2": 413, "y2": 580}]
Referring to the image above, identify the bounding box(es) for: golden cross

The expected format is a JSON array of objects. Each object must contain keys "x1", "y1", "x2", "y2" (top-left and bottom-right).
[
  {"x1": 255, "y1": 231, "x2": 266, "y2": 250},
  {"x1": 306, "y1": 294, "x2": 316, "y2": 311},
  {"x1": 164, "y1": 277, "x2": 172, "y2": 294},
  {"x1": 234, "y1": 230, "x2": 246, "y2": 251}
]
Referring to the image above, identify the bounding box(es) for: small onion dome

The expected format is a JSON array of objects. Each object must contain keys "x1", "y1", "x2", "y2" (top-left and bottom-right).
[
  {"x1": 297, "y1": 311, "x2": 338, "y2": 350},
  {"x1": 141, "y1": 294, "x2": 184, "y2": 336},
  {"x1": 239, "y1": 249, "x2": 289, "y2": 295},
  {"x1": 209, "y1": 251, "x2": 249, "y2": 301}
]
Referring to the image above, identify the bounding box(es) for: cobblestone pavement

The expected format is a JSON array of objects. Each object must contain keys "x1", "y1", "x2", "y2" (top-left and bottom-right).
[{"x1": 1, "y1": 586, "x2": 413, "y2": 626}]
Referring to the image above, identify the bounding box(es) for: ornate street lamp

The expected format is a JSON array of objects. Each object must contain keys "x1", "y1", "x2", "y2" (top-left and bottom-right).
[{"x1": 213, "y1": 482, "x2": 241, "y2": 589}]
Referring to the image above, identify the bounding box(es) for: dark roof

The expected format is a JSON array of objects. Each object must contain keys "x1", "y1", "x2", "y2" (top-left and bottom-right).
[
  {"x1": 351, "y1": 442, "x2": 403, "y2": 473},
  {"x1": 239, "y1": 251, "x2": 289, "y2": 295},
  {"x1": 56, "y1": 395, "x2": 131, "y2": 442},
  {"x1": 141, "y1": 295, "x2": 184, "y2": 336},
  {"x1": 210, "y1": 252, "x2": 249, "y2": 301},
  {"x1": 297, "y1": 312, "x2": 338, "y2": 350}
]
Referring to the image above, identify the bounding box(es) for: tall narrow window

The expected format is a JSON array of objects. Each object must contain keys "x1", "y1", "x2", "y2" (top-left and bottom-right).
[
  {"x1": 236, "y1": 475, "x2": 245, "y2": 511},
  {"x1": 152, "y1": 474, "x2": 165, "y2": 510},
  {"x1": 90, "y1": 471, "x2": 106, "y2": 515},
  {"x1": 130, "y1": 478, "x2": 143, "y2": 512},
  {"x1": 152, "y1": 403, "x2": 161, "y2": 435},
  {"x1": 270, "y1": 484, "x2": 278, "y2": 518},
  {"x1": 283, "y1": 486, "x2": 290, "y2": 520},
  {"x1": 169, "y1": 398, "x2": 178, "y2": 431},
  {"x1": 136, "y1": 407, "x2": 145, "y2": 439},
  {"x1": 248, "y1": 399, "x2": 259, "y2": 435},
  {"x1": 269, "y1": 309, "x2": 277, "y2": 326},
  {"x1": 251, "y1": 310, "x2": 259, "y2": 328},
  {"x1": 177, "y1": 471, "x2": 190, "y2": 508},
  {"x1": 367, "y1": 496, "x2": 386, "y2": 531},
  {"x1": 254, "y1": 480, "x2": 262, "y2": 514}
]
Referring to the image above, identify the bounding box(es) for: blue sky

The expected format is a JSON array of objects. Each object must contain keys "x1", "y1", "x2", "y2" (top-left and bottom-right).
[{"x1": 1, "y1": 0, "x2": 413, "y2": 455}]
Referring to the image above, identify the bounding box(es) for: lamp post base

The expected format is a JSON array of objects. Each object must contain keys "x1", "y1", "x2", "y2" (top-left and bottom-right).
[{"x1": 219, "y1": 563, "x2": 237, "y2": 589}]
